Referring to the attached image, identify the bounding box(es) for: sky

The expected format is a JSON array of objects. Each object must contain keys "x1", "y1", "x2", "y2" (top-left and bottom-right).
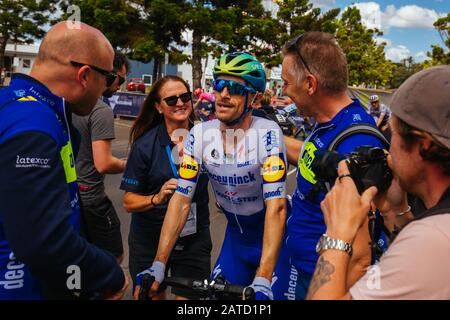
[
  {"x1": 307, "y1": 0, "x2": 449, "y2": 62},
  {"x1": 263, "y1": 0, "x2": 449, "y2": 62}
]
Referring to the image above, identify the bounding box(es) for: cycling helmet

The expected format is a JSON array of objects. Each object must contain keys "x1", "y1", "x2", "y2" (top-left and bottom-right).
[
  {"x1": 369, "y1": 95, "x2": 379, "y2": 102},
  {"x1": 213, "y1": 52, "x2": 266, "y2": 92},
  {"x1": 194, "y1": 88, "x2": 203, "y2": 96}
]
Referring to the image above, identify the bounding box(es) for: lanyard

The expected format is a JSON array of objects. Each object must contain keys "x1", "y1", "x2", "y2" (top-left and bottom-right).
[{"x1": 165, "y1": 145, "x2": 179, "y2": 179}]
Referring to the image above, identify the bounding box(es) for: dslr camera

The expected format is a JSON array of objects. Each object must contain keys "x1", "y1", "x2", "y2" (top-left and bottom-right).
[{"x1": 311, "y1": 146, "x2": 393, "y2": 195}]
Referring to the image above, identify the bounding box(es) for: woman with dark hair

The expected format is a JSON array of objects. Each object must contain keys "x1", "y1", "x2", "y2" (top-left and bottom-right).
[{"x1": 120, "y1": 75, "x2": 211, "y2": 300}]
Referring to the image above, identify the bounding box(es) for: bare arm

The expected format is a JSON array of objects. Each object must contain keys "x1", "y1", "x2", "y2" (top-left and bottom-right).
[
  {"x1": 376, "y1": 114, "x2": 385, "y2": 128},
  {"x1": 154, "y1": 193, "x2": 192, "y2": 264},
  {"x1": 92, "y1": 139, "x2": 126, "y2": 174},
  {"x1": 256, "y1": 197, "x2": 287, "y2": 280},
  {"x1": 284, "y1": 136, "x2": 303, "y2": 166},
  {"x1": 123, "y1": 191, "x2": 156, "y2": 213},
  {"x1": 307, "y1": 161, "x2": 377, "y2": 300},
  {"x1": 123, "y1": 178, "x2": 178, "y2": 213},
  {"x1": 346, "y1": 217, "x2": 371, "y2": 288}
]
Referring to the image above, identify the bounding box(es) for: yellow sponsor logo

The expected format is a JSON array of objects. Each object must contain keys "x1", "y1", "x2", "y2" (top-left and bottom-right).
[
  {"x1": 262, "y1": 155, "x2": 286, "y2": 183},
  {"x1": 18, "y1": 96, "x2": 37, "y2": 102},
  {"x1": 179, "y1": 155, "x2": 199, "y2": 180},
  {"x1": 60, "y1": 142, "x2": 77, "y2": 183},
  {"x1": 299, "y1": 142, "x2": 317, "y2": 184}
]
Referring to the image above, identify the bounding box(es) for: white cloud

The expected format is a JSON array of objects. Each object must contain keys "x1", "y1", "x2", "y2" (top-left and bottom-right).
[
  {"x1": 386, "y1": 45, "x2": 411, "y2": 62},
  {"x1": 310, "y1": 0, "x2": 336, "y2": 7},
  {"x1": 350, "y1": 2, "x2": 446, "y2": 31},
  {"x1": 386, "y1": 5, "x2": 443, "y2": 28},
  {"x1": 374, "y1": 37, "x2": 392, "y2": 46},
  {"x1": 415, "y1": 51, "x2": 431, "y2": 62}
]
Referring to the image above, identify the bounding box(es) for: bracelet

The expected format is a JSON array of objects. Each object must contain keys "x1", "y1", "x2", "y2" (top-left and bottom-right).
[
  {"x1": 150, "y1": 194, "x2": 158, "y2": 206},
  {"x1": 396, "y1": 205, "x2": 411, "y2": 216},
  {"x1": 380, "y1": 205, "x2": 411, "y2": 217}
]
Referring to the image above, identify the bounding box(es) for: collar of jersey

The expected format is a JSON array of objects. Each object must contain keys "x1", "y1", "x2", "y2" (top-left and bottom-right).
[
  {"x1": 10, "y1": 73, "x2": 65, "y2": 119},
  {"x1": 314, "y1": 98, "x2": 363, "y2": 131}
]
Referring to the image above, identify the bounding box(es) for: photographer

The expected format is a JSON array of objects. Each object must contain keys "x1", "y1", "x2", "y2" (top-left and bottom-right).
[{"x1": 308, "y1": 66, "x2": 450, "y2": 300}]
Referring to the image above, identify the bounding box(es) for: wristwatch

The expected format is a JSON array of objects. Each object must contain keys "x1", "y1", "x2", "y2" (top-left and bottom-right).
[{"x1": 316, "y1": 234, "x2": 353, "y2": 256}]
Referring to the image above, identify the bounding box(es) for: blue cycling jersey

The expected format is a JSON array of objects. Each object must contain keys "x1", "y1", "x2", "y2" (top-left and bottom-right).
[
  {"x1": 287, "y1": 100, "x2": 385, "y2": 278},
  {"x1": 0, "y1": 74, "x2": 124, "y2": 299}
]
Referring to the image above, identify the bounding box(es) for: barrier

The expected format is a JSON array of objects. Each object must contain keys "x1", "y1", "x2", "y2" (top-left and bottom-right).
[
  {"x1": 347, "y1": 87, "x2": 395, "y2": 109},
  {"x1": 103, "y1": 91, "x2": 146, "y2": 117}
]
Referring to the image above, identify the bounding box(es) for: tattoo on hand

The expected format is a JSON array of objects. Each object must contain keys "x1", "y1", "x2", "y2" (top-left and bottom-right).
[{"x1": 306, "y1": 256, "x2": 335, "y2": 299}]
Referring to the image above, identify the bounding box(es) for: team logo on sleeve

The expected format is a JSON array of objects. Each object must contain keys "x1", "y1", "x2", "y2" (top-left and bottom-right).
[
  {"x1": 179, "y1": 155, "x2": 199, "y2": 181},
  {"x1": 262, "y1": 154, "x2": 286, "y2": 183},
  {"x1": 264, "y1": 130, "x2": 280, "y2": 152},
  {"x1": 185, "y1": 133, "x2": 195, "y2": 154}
]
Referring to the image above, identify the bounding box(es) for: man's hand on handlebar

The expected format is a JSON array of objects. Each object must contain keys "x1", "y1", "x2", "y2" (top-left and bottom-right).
[
  {"x1": 133, "y1": 261, "x2": 165, "y2": 300},
  {"x1": 247, "y1": 276, "x2": 273, "y2": 300}
]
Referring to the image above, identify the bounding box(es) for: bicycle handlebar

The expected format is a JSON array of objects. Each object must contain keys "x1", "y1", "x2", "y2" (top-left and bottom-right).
[{"x1": 138, "y1": 275, "x2": 255, "y2": 300}]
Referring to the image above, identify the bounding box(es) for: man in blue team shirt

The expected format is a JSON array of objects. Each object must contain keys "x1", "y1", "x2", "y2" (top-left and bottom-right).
[
  {"x1": 0, "y1": 22, "x2": 127, "y2": 299},
  {"x1": 282, "y1": 32, "x2": 385, "y2": 299}
]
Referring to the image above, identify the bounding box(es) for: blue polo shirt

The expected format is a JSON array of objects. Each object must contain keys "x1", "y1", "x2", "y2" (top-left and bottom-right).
[
  {"x1": 287, "y1": 99, "x2": 385, "y2": 277},
  {"x1": 120, "y1": 122, "x2": 210, "y2": 231}
]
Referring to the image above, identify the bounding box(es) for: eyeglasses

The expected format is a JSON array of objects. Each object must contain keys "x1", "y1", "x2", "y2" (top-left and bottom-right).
[
  {"x1": 117, "y1": 74, "x2": 126, "y2": 86},
  {"x1": 70, "y1": 61, "x2": 117, "y2": 87},
  {"x1": 286, "y1": 34, "x2": 313, "y2": 75},
  {"x1": 162, "y1": 92, "x2": 192, "y2": 107},
  {"x1": 213, "y1": 79, "x2": 255, "y2": 96}
]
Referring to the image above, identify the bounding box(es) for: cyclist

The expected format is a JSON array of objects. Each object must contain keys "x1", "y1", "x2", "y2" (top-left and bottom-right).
[
  {"x1": 368, "y1": 94, "x2": 391, "y2": 139},
  {"x1": 135, "y1": 52, "x2": 293, "y2": 300},
  {"x1": 193, "y1": 87, "x2": 215, "y2": 121}
]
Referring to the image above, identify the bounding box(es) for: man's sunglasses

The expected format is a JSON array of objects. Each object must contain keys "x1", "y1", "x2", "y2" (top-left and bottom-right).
[
  {"x1": 285, "y1": 34, "x2": 313, "y2": 75},
  {"x1": 117, "y1": 74, "x2": 126, "y2": 86},
  {"x1": 70, "y1": 61, "x2": 117, "y2": 87},
  {"x1": 162, "y1": 92, "x2": 192, "y2": 107},
  {"x1": 213, "y1": 79, "x2": 255, "y2": 96}
]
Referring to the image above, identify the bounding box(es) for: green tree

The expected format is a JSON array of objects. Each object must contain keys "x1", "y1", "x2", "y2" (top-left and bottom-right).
[
  {"x1": 130, "y1": 0, "x2": 188, "y2": 81},
  {"x1": 426, "y1": 13, "x2": 450, "y2": 66},
  {"x1": 336, "y1": 6, "x2": 393, "y2": 87},
  {"x1": 58, "y1": 0, "x2": 141, "y2": 50},
  {"x1": 183, "y1": 0, "x2": 282, "y2": 88},
  {"x1": 389, "y1": 57, "x2": 424, "y2": 89},
  {"x1": 210, "y1": 1, "x2": 281, "y2": 64},
  {"x1": 0, "y1": 0, "x2": 58, "y2": 74},
  {"x1": 273, "y1": 0, "x2": 340, "y2": 66}
]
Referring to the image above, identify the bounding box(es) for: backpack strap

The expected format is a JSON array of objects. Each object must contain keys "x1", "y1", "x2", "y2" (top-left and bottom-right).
[{"x1": 327, "y1": 123, "x2": 390, "y2": 151}]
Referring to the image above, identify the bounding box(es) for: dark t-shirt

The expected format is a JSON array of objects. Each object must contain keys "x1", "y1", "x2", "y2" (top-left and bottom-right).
[
  {"x1": 120, "y1": 122, "x2": 210, "y2": 231},
  {"x1": 72, "y1": 99, "x2": 115, "y2": 199}
]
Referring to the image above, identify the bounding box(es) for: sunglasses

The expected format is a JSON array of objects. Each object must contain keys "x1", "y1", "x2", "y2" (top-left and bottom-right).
[
  {"x1": 162, "y1": 92, "x2": 192, "y2": 107},
  {"x1": 117, "y1": 74, "x2": 126, "y2": 86},
  {"x1": 70, "y1": 61, "x2": 117, "y2": 87},
  {"x1": 286, "y1": 34, "x2": 313, "y2": 75},
  {"x1": 213, "y1": 79, "x2": 255, "y2": 96}
]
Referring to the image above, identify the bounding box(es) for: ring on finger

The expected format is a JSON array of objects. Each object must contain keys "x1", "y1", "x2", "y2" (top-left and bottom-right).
[{"x1": 338, "y1": 173, "x2": 352, "y2": 181}]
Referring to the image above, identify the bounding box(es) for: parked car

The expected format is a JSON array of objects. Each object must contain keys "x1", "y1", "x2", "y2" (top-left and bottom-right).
[{"x1": 127, "y1": 78, "x2": 146, "y2": 93}]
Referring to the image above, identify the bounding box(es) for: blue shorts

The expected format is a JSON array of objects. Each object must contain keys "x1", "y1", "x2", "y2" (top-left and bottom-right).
[{"x1": 212, "y1": 224, "x2": 296, "y2": 300}]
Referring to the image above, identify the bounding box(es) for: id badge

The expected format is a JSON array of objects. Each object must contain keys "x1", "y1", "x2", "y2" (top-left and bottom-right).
[{"x1": 180, "y1": 203, "x2": 197, "y2": 237}]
